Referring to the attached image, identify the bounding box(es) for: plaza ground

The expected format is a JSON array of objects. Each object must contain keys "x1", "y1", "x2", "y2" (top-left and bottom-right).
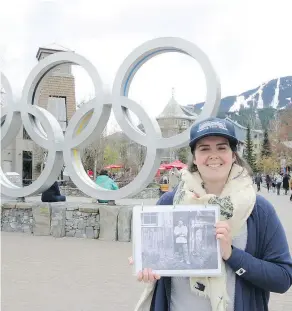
[{"x1": 2, "y1": 189, "x2": 292, "y2": 311}]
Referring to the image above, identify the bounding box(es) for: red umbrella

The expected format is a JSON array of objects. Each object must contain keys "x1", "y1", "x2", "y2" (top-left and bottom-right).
[
  {"x1": 105, "y1": 164, "x2": 123, "y2": 169},
  {"x1": 167, "y1": 160, "x2": 187, "y2": 169},
  {"x1": 158, "y1": 163, "x2": 171, "y2": 170}
]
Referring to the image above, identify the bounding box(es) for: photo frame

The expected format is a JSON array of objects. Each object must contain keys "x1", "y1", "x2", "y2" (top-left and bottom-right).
[{"x1": 132, "y1": 204, "x2": 221, "y2": 277}]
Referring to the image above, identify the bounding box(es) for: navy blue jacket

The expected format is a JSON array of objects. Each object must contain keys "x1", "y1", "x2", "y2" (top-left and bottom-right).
[{"x1": 150, "y1": 191, "x2": 292, "y2": 311}]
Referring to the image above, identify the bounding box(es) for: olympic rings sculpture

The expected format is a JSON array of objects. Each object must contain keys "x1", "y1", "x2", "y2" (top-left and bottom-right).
[{"x1": 1, "y1": 37, "x2": 221, "y2": 199}]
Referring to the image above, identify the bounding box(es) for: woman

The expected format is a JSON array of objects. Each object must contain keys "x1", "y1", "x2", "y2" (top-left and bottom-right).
[
  {"x1": 266, "y1": 174, "x2": 271, "y2": 192},
  {"x1": 276, "y1": 174, "x2": 283, "y2": 195},
  {"x1": 290, "y1": 177, "x2": 292, "y2": 201},
  {"x1": 130, "y1": 117, "x2": 292, "y2": 311},
  {"x1": 95, "y1": 169, "x2": 119, "y2": 203},
  {"x1": 283, "y1": 174, "x2": 290, "y2": 195},
  {"x1": 271, "y1": 175, "x2": 276, "y2": 193},
  {"x1": 41, "y1": 181, "x2": 66, "y2": 202}
]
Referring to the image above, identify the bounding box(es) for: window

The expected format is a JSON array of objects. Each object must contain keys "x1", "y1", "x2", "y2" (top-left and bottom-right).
[
  {"x1": 254, "y1": 134, "x2": 257, "y2": 139},
  {"x1": 23, "y1": 128, "x2": 31, "y2": 140},
  {"x1": 47, "y1": 96, "x2": 67, "y2": 130},
  {"x1": 181, "y1": 120, "x2": 187, "y2": 127},
  {"x1": 142, "y1": 213, "x2": 158, "y2": 226}
]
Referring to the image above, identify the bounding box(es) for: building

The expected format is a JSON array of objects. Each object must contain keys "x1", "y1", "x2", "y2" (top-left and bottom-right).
[
  {"x1": 155, "y1": 94, "x2": 263, "y2": 161},
  {"x1": 224, "y1": 117, "x2": 263, "y2": 156},
  {"x1": 156, "y1": 92, "x2": 197, "y2": 162},
  {"x1": 107, "y1": 93, "x2": 263, "y2": 167},
  {"x1": 1, "y1": 44, "x2": 76, "y2": 184}
]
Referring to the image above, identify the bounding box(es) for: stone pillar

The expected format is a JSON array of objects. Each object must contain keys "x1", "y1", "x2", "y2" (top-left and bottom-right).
[
  {"x1": 50, "y1": 203, "x2": 66, "y2": 238},
  {"x1": 117, "y1": 206, "x2": 133, "y2": 242},
  {"x1": 99, "y1": 205, "x2": 120, "y2": 241},
  {"x1": 32, "y1": 203, "x2": 51, "y2": 236}
]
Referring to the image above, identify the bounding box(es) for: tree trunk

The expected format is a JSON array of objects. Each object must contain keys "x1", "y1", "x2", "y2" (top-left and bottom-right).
[{"x1": 94, "y1": 159, "x2": 97, "y2": 180}]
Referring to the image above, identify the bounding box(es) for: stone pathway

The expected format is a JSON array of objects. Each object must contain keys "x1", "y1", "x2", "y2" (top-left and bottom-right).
[
  {"x1": 259, "y1": 189, "x2": 292, "y2": 311},
  {"x1": 2, "y1": 190, "x2": 292, "y2": 311}
]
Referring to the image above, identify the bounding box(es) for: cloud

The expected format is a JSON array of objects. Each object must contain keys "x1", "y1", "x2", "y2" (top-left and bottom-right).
[{"x1": 1, "y1": 0, "x2": 292, "y2": 119}]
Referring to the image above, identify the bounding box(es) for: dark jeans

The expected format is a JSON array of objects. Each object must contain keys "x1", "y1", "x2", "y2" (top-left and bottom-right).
[
  {"x1": 97, "y1": 200, "x2": 116, "y2": 205},
  {"x1": 284, "y1": 188, "x2": 289, "y2": 195},
  {"x1": 267, "y1": 184, "x2": 270, "y2": 192},
  {"x1": 257, "y1": 183, "x2": 261, "y2": 191},
  {"x1": 42, "y1": 195, "x2": 66, "y2": 202},
  {"x1": 276, "y1": 183, "x2": 281, "y2": 195}
]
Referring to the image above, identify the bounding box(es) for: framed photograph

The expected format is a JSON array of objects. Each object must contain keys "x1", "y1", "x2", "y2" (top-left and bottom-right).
[{"x1": 132, "y1": 204, "x2": 221, "y2": 277}]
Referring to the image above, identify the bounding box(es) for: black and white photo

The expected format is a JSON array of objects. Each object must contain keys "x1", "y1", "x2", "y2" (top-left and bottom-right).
[{"x1": 132, "y1": 205, "x2": 221, "y2": 277}]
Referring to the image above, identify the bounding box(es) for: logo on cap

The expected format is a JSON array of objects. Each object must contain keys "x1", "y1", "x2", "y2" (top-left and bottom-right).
[{"x1": 197, "y1": 121, "x2": 228, "y2": 132}]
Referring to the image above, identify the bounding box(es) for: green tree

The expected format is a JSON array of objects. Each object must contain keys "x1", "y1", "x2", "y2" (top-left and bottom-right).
[
  {"x1": 176, "y1": 124, "x2": 189, "y2": 164},
  {"x1": 261, "y1": 129, "x2": 272, "y2": 158},
  {"x1": 103, "y1": 145, "x2": 119, "y2": 166},
  {"x1": 244, "y1": 124, "x2": 257, "y2": 172},
  {"x1": 177, "y1": 147, "x2": 188, "y2": 164}
]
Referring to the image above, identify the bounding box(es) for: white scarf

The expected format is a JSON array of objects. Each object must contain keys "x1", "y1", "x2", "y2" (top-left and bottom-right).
[{"x1": 134, "y1": 164, "x2": 256, "y2": 311}]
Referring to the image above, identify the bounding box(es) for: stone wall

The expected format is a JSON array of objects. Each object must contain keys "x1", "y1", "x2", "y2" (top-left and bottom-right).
[
  {"x1": 1, "y1": 202, "x2": 132, "y2": 242},
  {"x1": 64, "y1": 205, "x2": 99, "y2": 238},
  {"x1": 59, "y1": 186, "x2": 159, "y2": 199},
  {"x1": 1, "y1": 203, "x2": 35, "y2": 233},
  {"x1": 129, "y1": 188, "x2": 159, "y2": 199},
  {"x1": 59, "y1": 186, "x2": 90, "y2": 197}
]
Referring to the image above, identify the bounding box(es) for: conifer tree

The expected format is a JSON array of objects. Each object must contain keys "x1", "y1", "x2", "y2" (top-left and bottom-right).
[
  {"x1": 244, "y1": 124, "x2": 257, "y2": 172},
  {"x1": 261, "y1": 129, "x2": 272, "y2": 158}
]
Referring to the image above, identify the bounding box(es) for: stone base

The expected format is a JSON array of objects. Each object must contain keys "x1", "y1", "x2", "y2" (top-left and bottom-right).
[
  {"x1": 1, "y1": 201, "x2": 133, "y2": 242},
  {"x1": 118, "y1": 206, "x2": 132, "y2": 242},
  {"x1": 99, "y1": 205, "x2": 120, "y2": 241},
  {"x1": 32, "y1": 203, "x2": 51, "y2": 236}
]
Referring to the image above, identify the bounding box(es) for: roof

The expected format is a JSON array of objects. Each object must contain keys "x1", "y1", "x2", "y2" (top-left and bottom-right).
[
  {"x1": 225, "y1": 117, "x2": 263, "y2": 143},
  {"x1": 36, "y1": 43, "x2": 72, "y2": 60},
  {"x1": 157, "y1": 96, "x2": 197, "y2": 120},
  {"x1": 225, "y1": 117, "x2": 262, "y2": 133}
]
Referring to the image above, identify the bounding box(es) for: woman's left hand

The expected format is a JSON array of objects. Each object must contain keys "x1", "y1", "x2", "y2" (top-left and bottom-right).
[{"x1": 215, "y1": 221, "x2": 232, "y2": 260}]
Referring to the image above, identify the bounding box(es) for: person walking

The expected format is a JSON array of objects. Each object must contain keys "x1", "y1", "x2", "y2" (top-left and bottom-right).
[
  {"x1": 254, "y1": 173, "x2": 262, "y2": 192},
  {"x1": 276, "y1": 174, "x2": 283, "y2": 195},
  {"x1": 130, "y1": 117, "x2": 292, "y2": 311},
  {"x1": 271, "y1": 175, "x2": 276, "y2": 193},
  {"x1": 266, "y1": 174, "x2": 272, "y2": 192},
  {"x1": 290, "y1": 177, "x2": 292, "y2": 202},
  {"x1": 283, "y1": 174, "x2": 290, "y2": 195}
]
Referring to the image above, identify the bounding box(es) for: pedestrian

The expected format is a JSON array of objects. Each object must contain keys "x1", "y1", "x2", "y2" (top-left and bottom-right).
[
  {"x1": 290, "y1": 177, "x2": 292, "y2": 202},
  {"x1": 266, "y1": 174, "x2": 272, "y2": 192},
  {"x1": 95, "y1": 170, "x2": 119, "y2": 204},
  {"x1": 271, "y1": 175, "x2": 276, "y2": 193},
  {"x1": 276, "y1": 174, "x2": 283, "y2": 195},
  {"x1": 130, "y1": 117, "x2": 292, "y2": 311},
  {"x1": 41, "y1": 181, "x2": 66, "y2": 202},
  {"x1": 254, "y1": 173, "x2": 262, "y2": 192},
  {"x1": 283, "y1": 174, "x2": 290, "y2": 195}
]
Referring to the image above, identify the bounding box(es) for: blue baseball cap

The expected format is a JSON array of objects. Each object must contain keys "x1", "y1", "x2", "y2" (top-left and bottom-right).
[{"x1": 189, "y1": 117, "x2": 238, "y2": 151}]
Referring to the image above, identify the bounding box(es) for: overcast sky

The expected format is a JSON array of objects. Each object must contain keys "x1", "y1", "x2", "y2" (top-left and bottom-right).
[{"x1": 1, "y1": 0, "x2": 292, "y2": 119}]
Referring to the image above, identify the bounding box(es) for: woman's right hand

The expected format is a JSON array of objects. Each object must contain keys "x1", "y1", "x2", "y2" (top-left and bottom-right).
[{"x1": 128, "y1": 257, "x2": 161, "y2": 282}]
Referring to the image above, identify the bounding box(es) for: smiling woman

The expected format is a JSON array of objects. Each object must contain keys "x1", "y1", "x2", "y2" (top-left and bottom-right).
[{"x1": 132, "y1": 117, "x2": 292, "y2": 311}]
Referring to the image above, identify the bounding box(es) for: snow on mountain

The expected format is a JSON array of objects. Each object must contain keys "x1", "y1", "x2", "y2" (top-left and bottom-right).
[
  {"x1": 229, "y1": 95, "x2": 247, "y2": 112},
  {"x1": 271, "y1": 78, "x2": 280, "y2": 109},
  {"x1": 192, "y1": 76, "x2": 292, "y2": 113}
]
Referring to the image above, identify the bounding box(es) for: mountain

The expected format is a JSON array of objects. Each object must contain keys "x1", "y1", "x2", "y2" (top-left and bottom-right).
[{"x1": 190, "y1": 76, "x2": 292, "y2": 114}]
